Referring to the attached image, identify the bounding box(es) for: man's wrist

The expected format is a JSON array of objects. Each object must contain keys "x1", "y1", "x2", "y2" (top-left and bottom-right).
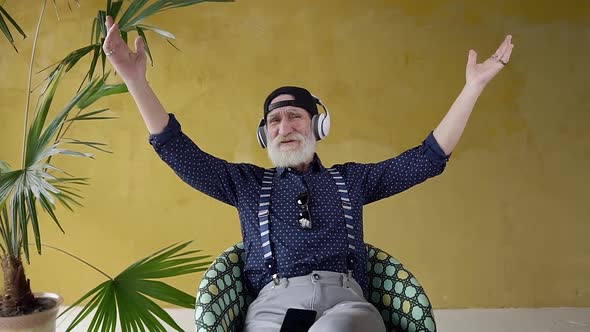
[
  {"x1": 125, "y1": 76, "x2": 149, "y2": 90},
  {"x1": 463, "y1": 82, "x2": 485, "y2": 95}
]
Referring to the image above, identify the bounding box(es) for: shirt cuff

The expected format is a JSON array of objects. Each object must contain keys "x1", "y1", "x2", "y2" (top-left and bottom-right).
[
  {"x1": 148, "y1": 113, "x2": 181, "y2": 149},
  {"x1": 421, "y1": 131, "x2": 451, "y2": 166}
]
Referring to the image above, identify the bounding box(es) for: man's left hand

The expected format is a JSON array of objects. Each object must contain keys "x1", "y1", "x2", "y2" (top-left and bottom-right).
[{"x1": 465, "y1": 35, "x2": 514, "y2": 89}]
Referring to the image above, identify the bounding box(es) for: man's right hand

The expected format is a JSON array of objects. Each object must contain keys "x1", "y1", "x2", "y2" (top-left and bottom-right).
[{"x1": 103, "y1": 16, "x2": 147, "y2": 84}]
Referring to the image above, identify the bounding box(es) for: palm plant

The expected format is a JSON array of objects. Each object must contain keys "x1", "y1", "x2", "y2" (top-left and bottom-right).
[{"x1": 0, "y1": 0, "x2": 230, "y2": 330}]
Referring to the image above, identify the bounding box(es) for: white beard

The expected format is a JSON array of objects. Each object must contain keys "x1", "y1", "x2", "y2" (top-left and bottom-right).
[{"x1": 267, "y1": 131, "x2": 316, "y2": 168}]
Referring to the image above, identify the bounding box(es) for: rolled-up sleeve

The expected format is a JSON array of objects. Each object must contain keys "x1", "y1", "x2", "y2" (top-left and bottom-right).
[
  {"x1": 149, "y1": 113, "x2": 181, "y2": 150},
  {"x1": 420, "y1": 131, "x2": 451, "y2": 166}
]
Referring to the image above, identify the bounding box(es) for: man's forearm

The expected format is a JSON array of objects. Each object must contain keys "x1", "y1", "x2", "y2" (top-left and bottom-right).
[
  {"x1": 433, "y1": 83, "x2": 484, "y2": 155},
  {"x1": 125, "y1": 78, "x2": 170, "y2": 134}
]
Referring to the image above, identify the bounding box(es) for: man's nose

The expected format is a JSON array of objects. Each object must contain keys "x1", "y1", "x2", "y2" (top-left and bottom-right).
[{"x1": 277, "y1": 119, "x2": 293, "y2": 136}]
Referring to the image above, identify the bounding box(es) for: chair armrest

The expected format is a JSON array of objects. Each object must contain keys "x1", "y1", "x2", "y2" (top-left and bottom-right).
[
  {"x1": 366, "y1": 244, "x2": 437, "y2": 332},
  {"x1": 196, "y1": 243, "x2": 253, "y2": 331}
]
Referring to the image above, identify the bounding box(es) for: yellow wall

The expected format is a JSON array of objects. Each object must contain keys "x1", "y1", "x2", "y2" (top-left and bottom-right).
[{"x1": 1, "y1": 0, "x2": 589, "y2": 308}]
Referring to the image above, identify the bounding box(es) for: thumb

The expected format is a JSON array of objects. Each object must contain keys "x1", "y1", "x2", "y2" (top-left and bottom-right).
[{"x1": 467, "y1": 49, "x2": 477, "y2": 67}]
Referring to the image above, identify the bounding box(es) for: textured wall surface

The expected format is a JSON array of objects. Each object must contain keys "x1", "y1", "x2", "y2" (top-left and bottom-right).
[{"x1": 1, "y1": 0, "x2": 588, "y2": 308}]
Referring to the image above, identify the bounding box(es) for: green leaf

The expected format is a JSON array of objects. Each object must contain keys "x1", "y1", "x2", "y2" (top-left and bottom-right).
[
  {"x1": 64, "y1": 45, "x2": 99, "y2": 73},
  {"x1": 0, "y1": 12, "x2": 15, "y2": 45},
  {"x1": 118, "y1": 0, "x2": 149, "y2": 28},
  {"x1": 90, "y1": 16, "x2": 97, "y2": 44},
  {"x1": 65, "y1": 108, "x2": 115, "y2": 121},
  {"x1": 127, "y1": 0, "x2": 233, "y2": 28},
  {"x1": 77, "y1": 80, "x2": 128, "y2": 110},
  {"x1": 166, "y1": 39, "x2": 182, "y2": 53},
  {"x1": 63, "y1": 138, "x2": 113, "y2": 154},
  {"x1": 24, "y1": 193, "x2": 42, "y2": 255},
  {"x1": 0, "y1": 202, "x2": 13, "y2": 256},
  {"x1": 26, "y1": 66, "x2": 65, "y2": 164},
  {"x1": 98, "y1": 10, "x2": 107, "y2": 39},
  {"x1": 0, "y1": 4, "x2": 26, "y2": 52},
  {"x1": 134, "y1": 24, "x2": 175, "y2": 39},
  {"x1": 38, "y1": 195, "x2": 65, "y2": 234},
  {"x1": 65, "y1": 242, "x2": 211, "y2": 331},
  {"x1": 0, "y1": 170, "x2": 21, "y2": 206},
  {"x1": 0, "y1": 5, "x2": 27, "y2": 39},
  {"x1": 30, "y1": 77, "x2": 101, "y2": 165},
  {"x1": 62, "y1": 282, "x2": 110, "y2": 331},
  {"x1": 88, "y1": 46, "x2": 100, "y2": 82},
  {"x1": 0, "y1": 161, "x2": 11, "y2": 173},
  {"x1": 109, "y1": 1, "x2": 124, "y2": 22},
  {"x1": 15, "y1": 193, "x2": 31, "y2": 262},
  {"x1": 132, "y1": 279, "x2": 195, "y2": 308}
]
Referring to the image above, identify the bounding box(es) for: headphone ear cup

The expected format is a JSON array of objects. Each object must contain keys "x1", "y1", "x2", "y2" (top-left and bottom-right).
[
  {"x1": 320, "y1": 111, "x2": 330, "y2": 138},
  {"x1": 257, "y1": 123, "x2": 268, "y2": 148},
  {"x1": 312, "y1": 114, "x2": 321, "y2": 140}
]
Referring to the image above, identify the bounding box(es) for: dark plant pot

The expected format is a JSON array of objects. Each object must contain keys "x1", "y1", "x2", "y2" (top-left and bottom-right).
[{"x1": 0, "y1": 293, "x2": 63, "y2": 332}]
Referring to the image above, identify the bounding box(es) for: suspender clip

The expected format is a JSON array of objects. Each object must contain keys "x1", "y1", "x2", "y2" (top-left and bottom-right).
[{"x1": 272, "y1": 273, "x2": 280, "y2": 286}]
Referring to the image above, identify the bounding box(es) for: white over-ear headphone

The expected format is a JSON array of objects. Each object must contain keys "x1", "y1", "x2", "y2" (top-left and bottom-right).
[{"x1": 256, "y1": 95, "x2": 331, "y2": 149}]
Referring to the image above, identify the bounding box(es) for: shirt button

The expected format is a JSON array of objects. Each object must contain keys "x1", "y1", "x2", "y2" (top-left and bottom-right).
[{"x1": 312, "y1": 273, "x2": 320, "y2": 280}]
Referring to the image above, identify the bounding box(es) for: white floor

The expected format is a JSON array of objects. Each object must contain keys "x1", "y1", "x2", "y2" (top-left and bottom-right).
[{"x1": 56, "y1": 307, "x2": 590, "y2": 331}]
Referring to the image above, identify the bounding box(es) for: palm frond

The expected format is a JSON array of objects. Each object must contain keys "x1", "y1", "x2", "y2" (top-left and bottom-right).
[
  {"x1": 107, "y1": 0, "x2": 124, "y2": 21},
  {"x1": 76, "y1": 80, "x2": 128, "y2": 110},
  {"x1": 63, "y1": 138, "x2": 113, "y2": 154},
  {"x1": 0, "y1": 4, "x2": 27, "y2": 52},
  {"x1": 132, "y1": 24, "x2": 174, "y2": 39},
  {"x1": 66, "y1": 108, "x2": 116, "y2": 122},
  {"x1": 62, "y1": 241, "x2": 211, "y2": 332},
  {"x1": 42, "y1": 0, "x2": 229, "y2": 86},
  {"x1": 0, "y1": 71, "x2": 123, "y2": 261},
  {"x1": 0, "y1": 161, "x2": 11, "y2": 173},
  {"x1": 124, "y1": 0, "x2": 233, "y2": 28},
  {"x1": 0, "y1": 158, "x2": 94, "y2": 261}
]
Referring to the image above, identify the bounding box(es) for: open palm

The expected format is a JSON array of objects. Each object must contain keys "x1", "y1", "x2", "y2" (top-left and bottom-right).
[
  {"x1": 103, "y1": 15, "x2": 147, "y2": 83},
  {"x1": 466, "y1": 35, "x2": 514, "y2": 88}
]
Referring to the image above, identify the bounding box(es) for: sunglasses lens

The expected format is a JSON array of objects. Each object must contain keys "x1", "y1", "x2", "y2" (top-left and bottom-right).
[
  {"x1": 299, "y1": 210, "x2": 310, "y2": 220},
  {"x1": 297, "y1": 192, "x2": 308, "y2": 206}
]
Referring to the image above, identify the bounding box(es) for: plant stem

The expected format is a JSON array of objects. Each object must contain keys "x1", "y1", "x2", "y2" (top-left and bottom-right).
[
  {"x1": 21, "y1": 0, "x2": 48, "y2": 168},
  {"x1": 41, "y1": 244, "x2": 112, "y2": 280}
]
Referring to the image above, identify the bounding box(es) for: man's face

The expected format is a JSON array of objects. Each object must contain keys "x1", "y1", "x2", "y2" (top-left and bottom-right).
[{"x1": 266, "y1": 94, "x2": 316, "y2": 168}]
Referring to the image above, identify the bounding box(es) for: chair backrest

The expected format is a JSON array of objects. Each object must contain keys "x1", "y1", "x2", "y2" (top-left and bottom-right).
[
  {"x1": 195, "y1": 242, "x2": 437, "y2": 332},
  {"x1": 365, "y1": 243, "x2": 437, "y2": 332}
]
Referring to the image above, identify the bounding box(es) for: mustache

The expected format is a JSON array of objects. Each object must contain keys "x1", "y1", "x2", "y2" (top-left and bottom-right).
[{"x1": 272, "y1": 133, "x2": 305, "y2": 144}]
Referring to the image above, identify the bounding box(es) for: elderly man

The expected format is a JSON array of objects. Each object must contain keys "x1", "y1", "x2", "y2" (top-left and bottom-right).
[{"x1": 103, "y1": 15, "x2": 513, "y2": 332}]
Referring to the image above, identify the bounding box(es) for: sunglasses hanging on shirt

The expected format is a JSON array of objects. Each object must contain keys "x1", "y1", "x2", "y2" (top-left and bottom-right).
[{"x1": 297, "y1": 192, "x2": 312, "y2": 229}]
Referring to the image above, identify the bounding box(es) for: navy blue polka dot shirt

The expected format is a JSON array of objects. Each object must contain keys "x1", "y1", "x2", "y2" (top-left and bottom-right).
[{"x1": 149, "y1": 114, "x2": 449, "y2": 296}]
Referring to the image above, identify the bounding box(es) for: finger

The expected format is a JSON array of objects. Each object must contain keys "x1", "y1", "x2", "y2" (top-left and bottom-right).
[
  {"x1": 467, "y1": 49, "x2": 477, "y2": 67},
  {"x1": 134, "y1": 36, "x2": 146, "y2": 59},
  {"x1": 501, "y1": 44, "x2": 514, "y2": 63},
  {"x1": 103, "y1": 22, "x2": 120, "y2": 52},
  {"x1": 492, "y1": 34, "x2": 511, "y2": 58},
  {"x1": 105, "y1": 15, "x2": 113, "y2": 30}
]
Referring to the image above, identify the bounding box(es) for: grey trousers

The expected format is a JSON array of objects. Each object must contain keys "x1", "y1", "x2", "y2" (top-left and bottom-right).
[{"x1": 243, "y1": 271, "x2": 386, "y2": 332}]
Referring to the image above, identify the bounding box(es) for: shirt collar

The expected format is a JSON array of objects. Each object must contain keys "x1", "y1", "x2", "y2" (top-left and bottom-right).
[{"x1": 276, "y1": 153, "x2": 326, "y2": 177}]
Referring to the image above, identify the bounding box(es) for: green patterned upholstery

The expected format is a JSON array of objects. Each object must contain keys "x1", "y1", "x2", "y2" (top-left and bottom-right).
[{"x1": 195, "y1": 242, "x2": 437, "y2": 332}]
